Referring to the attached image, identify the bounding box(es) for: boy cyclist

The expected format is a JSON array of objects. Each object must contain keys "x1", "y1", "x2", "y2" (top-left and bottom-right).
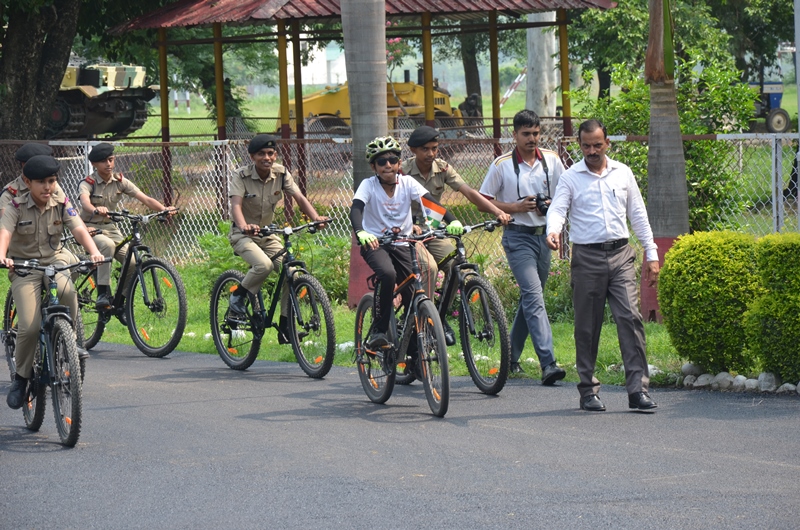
[
  {"x1": 78, "y1": 143, "x2": 176, "y2": 309},
  {"x1": 0, "y1": 155, "x2": 104, "y2": 409},
  {"x1": 226, "y1": 134, "x2": 328, "y2": 343},
  {"x1": 349, "y1": 136, "x2": 464, "y2": 348}
]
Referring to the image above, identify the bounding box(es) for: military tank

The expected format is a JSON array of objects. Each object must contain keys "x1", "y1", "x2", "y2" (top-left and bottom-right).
[{"x1": 46, "y1": 64, "x2": 156, "y2": 139}]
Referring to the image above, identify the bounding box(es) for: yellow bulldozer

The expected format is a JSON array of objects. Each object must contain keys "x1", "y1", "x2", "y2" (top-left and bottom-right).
[{"x1": 283, "y1": 80, "x2": 473, "y2": 138}]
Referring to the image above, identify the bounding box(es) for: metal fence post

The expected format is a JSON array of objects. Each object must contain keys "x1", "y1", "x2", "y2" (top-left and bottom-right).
[{"x1": 772, "y1": 136, "x2": 783, "y2": 232}]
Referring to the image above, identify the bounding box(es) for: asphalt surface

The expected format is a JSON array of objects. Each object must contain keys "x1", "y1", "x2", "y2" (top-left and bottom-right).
[{"x1": 1, "y1": 343, "x2": 798, "y2": 529}]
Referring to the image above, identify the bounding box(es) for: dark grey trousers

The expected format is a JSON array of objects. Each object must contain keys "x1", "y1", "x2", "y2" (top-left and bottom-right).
[{"x1": 571, "y1": 244, "x2": 650, "y2": 398}]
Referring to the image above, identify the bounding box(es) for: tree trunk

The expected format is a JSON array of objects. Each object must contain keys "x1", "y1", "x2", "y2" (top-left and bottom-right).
[
  {"x1": 597, "y1": 66, "x2": 612, "y2": 100},
  {"x1": 647, "y1": 81, "x2": 689, "y2": 237},
  {"x1": 342, "y1": 0, "x2": 388, "y2": 308},
  {"x1": 341, "y1": 0, "x2": 388, "y2": 191},
  {"x1": 459, "y1": 31, "x2": 482, "y2": 110},
  {"x1": 0, "y1": 0, "x2": 82, "y2": 139},
  {"x1": 525, "y1": 12, "x2": 557, "y2": 116}
]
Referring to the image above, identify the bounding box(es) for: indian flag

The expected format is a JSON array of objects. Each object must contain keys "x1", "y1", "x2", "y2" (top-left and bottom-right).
[{"x1": 421, "y1": 196, "x2": 446, "y2": 228}]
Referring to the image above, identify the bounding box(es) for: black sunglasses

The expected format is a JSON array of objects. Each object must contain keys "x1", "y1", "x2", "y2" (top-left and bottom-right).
[{"x1": 373, "y1": 156, "x2": 400, "y2": 166}]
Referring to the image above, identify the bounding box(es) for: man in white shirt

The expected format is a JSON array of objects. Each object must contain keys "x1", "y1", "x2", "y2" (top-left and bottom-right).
[
  {"x1": 480, "y1": 110, "x2": 566, "y2": 386},
  {"x1": 546, "y1": 119, "x2": 660, "y2": 412}
]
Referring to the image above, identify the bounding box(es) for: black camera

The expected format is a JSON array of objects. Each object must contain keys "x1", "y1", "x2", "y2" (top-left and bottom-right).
[{"x1": 535, "y1": 193, "x2": 551, "y2": 214}]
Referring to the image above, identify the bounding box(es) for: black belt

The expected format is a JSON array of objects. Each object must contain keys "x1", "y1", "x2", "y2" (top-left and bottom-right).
[
  {"x1": 505, "y1": 224, "x2": 546, "y2": 235},
  {"x1": 579, "y1": 238, "x2": 628, "y2": 251}
]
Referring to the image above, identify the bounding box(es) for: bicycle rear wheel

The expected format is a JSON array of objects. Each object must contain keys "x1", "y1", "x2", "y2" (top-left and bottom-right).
[
  {"x1": 355, "y1": 293, "x2": 395, "y2": 403},
  {"x1": 126, "y1": 258, "x2": 187, "y2": 357},
  {"x1": 75, "y1": 266, "x2": 105, "y2": 350},
  {"x1": 416, "y1": 299, "x2": 450, "y2": 417},
  {"x1": 210, "y1": 270, "x2": 263, "y2": 370},
  {"x1": 4, "y1": 287, "x2": 17, "y2": 381},
  {"x1": 460, "y1": 276, "x2": 510, "y2": 395},
  {"x1": 50, "y1": 318, "x2": 82, "y2": 447},
  {"x1": 288, "y1": 274, "x2": 335, "y2": 379}
]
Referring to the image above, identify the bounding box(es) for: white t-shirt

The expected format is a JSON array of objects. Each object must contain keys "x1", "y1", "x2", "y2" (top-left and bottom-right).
[{"x1": 353, "y1": 174, "x2": 429, "y2": 241}]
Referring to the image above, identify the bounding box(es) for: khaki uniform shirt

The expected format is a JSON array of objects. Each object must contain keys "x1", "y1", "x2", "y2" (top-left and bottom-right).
[
  {"x1": 228, "y1": 163, "x2": 300, "y2": 242},
  {"x1": 0, "y1": 192, "x2": 83, "y2": 264},
  {"x1": 0, "y1": 175, "x2": 66, "y2": 216},
  {"x1": 78, "y1": 172, "x2": 142, "y2": 226},
  {"x1": 400, "y1": 158, "x2": 465, "y2": 222}
]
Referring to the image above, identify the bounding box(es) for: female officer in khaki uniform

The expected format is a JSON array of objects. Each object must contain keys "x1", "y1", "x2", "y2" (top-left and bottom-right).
[
  {"x1": 227, "y1": 134, "x2": 328, "y2": 343},
  {"x1": 78, "y1": 143, "x2": 175, "y2": 309},
  {"x1": 0, "y1": 155, "x2": 104, "y2": 410}
]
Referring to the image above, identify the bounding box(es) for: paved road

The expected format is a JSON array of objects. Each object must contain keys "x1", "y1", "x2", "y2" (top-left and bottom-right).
[{"x1": 1, "y1": 343, "x2": 798, "y2": 529}]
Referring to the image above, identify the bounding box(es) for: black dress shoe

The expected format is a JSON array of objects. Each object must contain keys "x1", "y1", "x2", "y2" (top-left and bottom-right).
[
  {"x1": 510, "y1": 362, "x2": 524, "y2": 374},
  {"x1": 228, "y1": 291, "x2": 247, "y2": 317},
  {"x1": 580, "y1": 394, "x2": 606, "y2": 412},
  {"x1": 6, "y1": 377, "x2": 27, "y2": 410},
  {"x1": 628, "y1": 391, "x2": 657, "y2": 412},
  {"x1": 443, "y1": 322, "x2": 456, "y2": 347},
  {"x1": 541, "y1": 362, "x2": 566, "y2": 386}
]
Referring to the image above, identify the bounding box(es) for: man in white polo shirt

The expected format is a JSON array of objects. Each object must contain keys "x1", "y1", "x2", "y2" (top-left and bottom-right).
[{"x1": 479, "y1": 109, "x2": 566, "y2": 386}]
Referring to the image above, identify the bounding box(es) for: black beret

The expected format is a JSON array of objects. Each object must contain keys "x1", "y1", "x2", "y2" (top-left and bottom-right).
[
  {"x1": 407, "y1": 126, "x2": 440, "y2": 148},
  {"x1": 248, "y1": 134, "x2": 277, "y2": 154},
  {"x1": 22, "y1": 155, "x2": 60, "y2": 180},
  {"x1": 15, "y1": 143, "x2": 53, "y2": 163},
  {"x1": 88, "y1": 142, "x2": 115, "y2": 162}
]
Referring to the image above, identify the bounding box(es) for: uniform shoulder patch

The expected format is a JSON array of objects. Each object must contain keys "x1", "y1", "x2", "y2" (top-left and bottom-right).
[
  {"x1": 85, "y1": 176, "x2": 95, "y2": 185},
  {"x1": 5, "y1": 186, "x2": 18, "y2": 196},
  {"x1": 11, "y1": 199, "x2": 19, "y2": 209}
]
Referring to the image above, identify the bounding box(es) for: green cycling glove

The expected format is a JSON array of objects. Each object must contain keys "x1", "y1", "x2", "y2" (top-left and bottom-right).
[
  {"x1": 357, "y1": 230, "x2": 377, "y2": 246},
  {"x1": 446, "y1": 220, "x2": 464, "y2": 235}
]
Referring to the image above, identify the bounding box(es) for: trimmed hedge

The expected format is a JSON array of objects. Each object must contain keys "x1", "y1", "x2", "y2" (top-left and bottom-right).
[
  {"x1": 658, "y1": 231, "x2": 760, "y2": 373},
  {"x1": 744, "y1": 233, "x2": 800, "y2": 383}
]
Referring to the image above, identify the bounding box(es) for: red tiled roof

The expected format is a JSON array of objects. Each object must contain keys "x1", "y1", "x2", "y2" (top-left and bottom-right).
[{"x1": 113, "y1": 0, "x2": 615, "y2": 33}]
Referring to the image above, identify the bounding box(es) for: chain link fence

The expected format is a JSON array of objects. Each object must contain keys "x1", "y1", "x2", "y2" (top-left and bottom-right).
[{"x1": 2, "y1": 130, "x2": 797, "y2": 267}]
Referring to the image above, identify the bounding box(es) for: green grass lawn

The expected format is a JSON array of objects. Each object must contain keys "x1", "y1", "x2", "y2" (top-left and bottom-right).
[{"x1": 0, "y1": 262, "x2": 685, "y2": 388}]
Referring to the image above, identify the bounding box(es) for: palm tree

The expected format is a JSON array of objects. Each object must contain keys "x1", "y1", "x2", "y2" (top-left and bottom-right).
[
  {"x1": 341, "y1": 0, "x2": 389, "y2": 307},
  {"x1": 341, "y1": 0, "x2": 389, "y2": 191},
  {"x1": 643, "y1": 0, "x2": 690, "y2": 320}
]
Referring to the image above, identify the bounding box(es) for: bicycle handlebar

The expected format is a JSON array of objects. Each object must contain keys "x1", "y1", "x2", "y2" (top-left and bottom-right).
[
  {"x1": 0, "y1": 257, "x2": 112, "y2": 276},
  {"x1": 433, "y1": 218, "x2": 515, "y2": 238},
  {"x1": 241, "y1": 218, "x2": 332, "y2": 238},
  {"x1": 100, "y1": 208, "x2": 180, "y2": 225}
]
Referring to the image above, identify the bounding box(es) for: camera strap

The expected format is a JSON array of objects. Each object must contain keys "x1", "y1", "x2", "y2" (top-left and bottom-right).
[{"x1": 513, "y1": 147, "x2": 550, "y2": 197}]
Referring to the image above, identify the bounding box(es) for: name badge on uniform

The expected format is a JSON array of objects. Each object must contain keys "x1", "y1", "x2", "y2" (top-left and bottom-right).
[{"x1": 18, "y1": 220, "x2": 32, "y2": 226}]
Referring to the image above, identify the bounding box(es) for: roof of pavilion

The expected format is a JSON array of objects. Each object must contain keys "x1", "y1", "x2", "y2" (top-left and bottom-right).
[{"x1": 112, "y1": 0, "x2": 616, "y2": 33}]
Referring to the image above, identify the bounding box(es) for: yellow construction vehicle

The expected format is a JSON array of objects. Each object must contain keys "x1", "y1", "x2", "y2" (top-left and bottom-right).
[{"x1": 284, "y1": 81, "x2": 467, "y2": 137}]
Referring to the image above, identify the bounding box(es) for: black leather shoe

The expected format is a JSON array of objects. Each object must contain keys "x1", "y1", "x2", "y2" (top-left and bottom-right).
[
  {"x1": 541, "y1": 362, "x2": 566, "y2": 386},
  {"x1": 628, "y1": 392, "x2": 657, "y2": 412},
  {"x1": 510, "y1": 362, "x2": 524, "y2": 374},
  {"x1": 77, "y1": 348, "x2": 89, "y2": 361},
  {"x1": 95, "y1": 292, "x2": 112, "y2": 311},
  {"x1": 228, "y1": 291, "x2": 247, "y2": 316},
  {"x1": 367, "y1": 332, "x2": 390, "y2": 349},
  {"x1": 580, "y1": 394, "x2": 606, "y2": 412},
  {"x1": 277, "y1": 316, "x2": 292, "y2": 345},
  {"x1": 443, "y1": 322, "x2": 456, "y2": 347},
  {"x1": 6, "y1": 377, "x2": 27, "y2": 410}
]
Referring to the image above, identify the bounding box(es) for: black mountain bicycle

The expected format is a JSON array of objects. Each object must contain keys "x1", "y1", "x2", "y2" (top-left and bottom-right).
[
  {"x1": 73, "y1": 210, "x2": 187, "y2": 357},
  {"x1": 2, "y1": 258, "x2": 108, "y2": 447},
  {"x1": 435, "y1": 220, "x2": 511, "y2": 395},
  {"x1": 209, "y1": 220, "x2": 335, "y2": 378},
  {"x1": 354, "y1": 228, "x2": 450, "y2": 417}
]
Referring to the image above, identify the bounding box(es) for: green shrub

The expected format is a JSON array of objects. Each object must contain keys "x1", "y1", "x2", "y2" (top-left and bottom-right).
[
  {"x1": 744, "y1": 295, "x2": 800, "y2": 383},
  {"x1": 743, "y1": 233, "x2": 800, "y2": 383},
  {"x1": 658, "y1": 231, "x2": 760, "y2": 373},
  {"x1": 195, "y1": 221, "x2": 246, "y2": 283},
  {"x1": 293, "y1": 234, "x2": 350, "y2": 305},
  {"x1": 753, "y1": 232, "x2": 800, "y2": 294}
]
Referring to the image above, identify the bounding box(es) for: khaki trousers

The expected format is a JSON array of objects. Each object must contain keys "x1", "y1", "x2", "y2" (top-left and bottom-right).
[{"x1": 232, "y1": 235, "x2": 290, "y2": 316}]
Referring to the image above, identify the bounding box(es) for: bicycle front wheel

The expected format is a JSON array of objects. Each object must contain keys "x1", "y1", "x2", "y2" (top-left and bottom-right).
[
  {"x1": 460, "y1": 276, "x2": 510, "y2": 395},
  {"x1": 4, "y1": 287, "x2": 17, "y2": 381},
  {"x1": 75, "y1": 266, "x2": 105, "y2": 350},
  {"x1": 416, "y1": 299, "x2": 450, "y2": 417},
  {"x1": 126, "y1": 258, "x2": 187, "y2": 357},
  {"x1": 288, "y1": 274, "x2": 335, "y2": 379},
  {"x1": 209, "y1": 270, "x2": 263, "y2": 370},
  {"x1": 355, "y1": 293, "x2": 395, "y2": 404},
  {"x1": 50, "y1": 318, "x2": 82, "y2": 447}
]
